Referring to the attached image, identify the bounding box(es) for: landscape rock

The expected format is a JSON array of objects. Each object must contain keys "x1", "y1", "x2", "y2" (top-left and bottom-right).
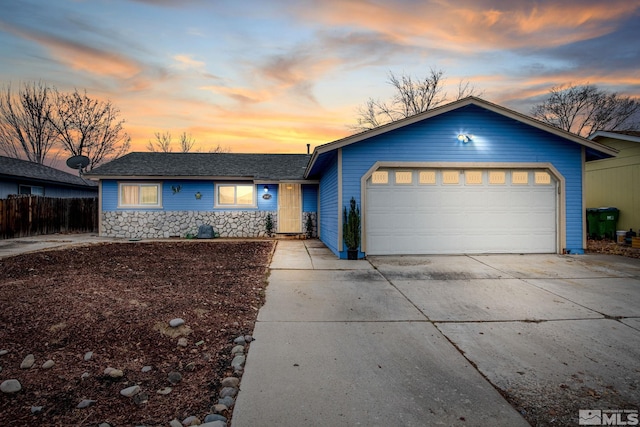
[
  {"x1": 104, "y1": 367, "x2": 124, "y2": 378},
  {"x1": 84, "y1": 351, "x2": 93, "y2": 361},
  {"x1": 120, "y1": 385, "x2": 140, "y2": 397},
  {"x1": 1, "y1": 379, "x2": 22, "y2": 394},
  {"x1": 133, "y1": 391, "x2": 149, "y2": 405},
  {"x1": 41, "y1": 359, "x2": 55, "y2": 369},
  {"x1": 233, "y1": 336, "x2": 246, "y2": 345},
  {"x1": 219, "y1": 386, "x2": 238, "y2": 398},
  {"x1": 231, "y1": 345, "x2": 244, "y2": 355},
  {"x1": 182, "y1": 415, "x2": 201, "y2": 425},
  {"x1": 98, "y1": 423, "x2": 112, "y2": 427},
  {"x1": 77, "y1": 399, "x2": 96, "y2": 409},
  {"x1": 0, "y1": 349, "x2": 8, "y2": 356},
  {"x1": 81, "y1": 372, "x2": 90, "y2": 380},
  {"x1": 220, "y1": 377, "x2": 239, "y2": 388},
  {"x1": 31, "y1": 406, "x2": 43, "y2": 414},
  {"x1": 217, "y1": 396, "x2": 235, "y2": 408},
  {"x1": 157, "y1": 386, "x2": 173, "y2": 395},
  {"x1": 169, "y1": 419, "x2": 182, "y2": 427},
  {"x1": 204, "y1": 413, "x2": 227, "y2": 423},
  {"x1": 177, "y1": 337, "x2": 188, "y2": 347},
  {"x1": 168, "y1": 371, "x2": 182, "y2": 384},
  {"x1": 141, "y1": 365, "x2": 152, "y2": 373},
  {"x1": 244, "y1": 335, "x2": 253, "y2": 343},
  {"x1": 20, "y1": 354, "x2": 35, "y2": 369},
  {"x1": 200, "y1": 421, "x2": 227, "y2": 427},
  {"x1": 169, "y1": 318, "x2": 185, "y2": 328},
  {"x1": 231, "y1": 354, "x2": 245, "y2": 371},
  {"x1": 212, "y1": 403, "x2": 228, "y2": 413}
]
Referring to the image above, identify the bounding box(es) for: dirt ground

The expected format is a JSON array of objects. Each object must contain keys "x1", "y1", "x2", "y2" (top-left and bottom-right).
[
  {"x1": 0, "y1": 241, "x2": 274, "y2": 426},
  {"x1": 586, "y1": 238, "x2": 640, "y2": 259}
]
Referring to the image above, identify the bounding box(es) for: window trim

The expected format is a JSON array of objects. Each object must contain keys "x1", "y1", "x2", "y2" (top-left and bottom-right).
[
  {"x1": 214, "y1": 183, "x2": 257, "y2": 208},
  {"x1": 118, "y1": 182, "x2": 162, "y2": 208},
  {"x1": 19, "y1": 184, "x2": 44, "y2": 196}
]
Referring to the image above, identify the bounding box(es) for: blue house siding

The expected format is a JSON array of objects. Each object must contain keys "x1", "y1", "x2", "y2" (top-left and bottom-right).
[
  {"x1": 0, "y1": 179, "x2": 97, "y2": 198},
  {"x1": 302, "y1": 185, "x2": 318, "y2": 212},
  {"x1": 318, "y1": 154, "x2": 339, "y2": 254},
  {"x1": 330, "y1": 104, "x2": 585, "y2": 256}
]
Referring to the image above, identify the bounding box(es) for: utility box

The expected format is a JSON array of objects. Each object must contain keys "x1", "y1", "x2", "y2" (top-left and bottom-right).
[{"x1": 586, "y1": 207, "x2": 619, "y2": 240}]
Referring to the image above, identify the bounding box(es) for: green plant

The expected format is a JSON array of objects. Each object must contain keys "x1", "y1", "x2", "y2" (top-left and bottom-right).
[
  {"x1": 265, "y1": 213, "x2": 274, "y2": 237},
  {"x1": 343, "y1": 197, "x2": 360, "y2": 251},
  {"x1": 305, "y1": 213, "x2": 314, "y2": 239}
]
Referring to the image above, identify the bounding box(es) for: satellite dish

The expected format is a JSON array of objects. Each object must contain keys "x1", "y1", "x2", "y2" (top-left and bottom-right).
[{"x1": 66, "y1": 155, "x2": 90, "y2": 175}]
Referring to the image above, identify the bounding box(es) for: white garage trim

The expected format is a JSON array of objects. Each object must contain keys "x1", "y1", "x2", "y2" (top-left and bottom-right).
[{"x1": 360, "y1": 162, "x2": 566, "y2": 254}]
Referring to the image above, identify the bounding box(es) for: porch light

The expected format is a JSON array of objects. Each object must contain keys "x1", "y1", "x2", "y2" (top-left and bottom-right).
[
  {"x1": 458, "y1": 134, "x2": 473, "y2": 143},
  {"x1": 263, "y1": 185, "x2": 269, "y2": 193}
]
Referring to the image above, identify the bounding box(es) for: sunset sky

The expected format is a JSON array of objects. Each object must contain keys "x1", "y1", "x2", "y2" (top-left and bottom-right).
[{"x1": 1, "y1": 0, "x2": 639, "y2": 167}]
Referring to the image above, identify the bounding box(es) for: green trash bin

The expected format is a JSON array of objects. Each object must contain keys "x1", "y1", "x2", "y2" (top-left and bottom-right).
[{"x1": 586, "y1": 207, "x2": 619, "y2": 239}]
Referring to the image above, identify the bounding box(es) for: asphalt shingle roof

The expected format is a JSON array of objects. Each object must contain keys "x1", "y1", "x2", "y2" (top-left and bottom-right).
[
  {"x1": 85, "y1": 152, "x2": 312, "y2": 181},
  {"x1": 0, "y1": 156, "x2": 97, "y2": 188}
]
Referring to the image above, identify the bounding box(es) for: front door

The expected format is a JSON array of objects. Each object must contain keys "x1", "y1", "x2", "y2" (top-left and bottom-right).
[{"x1": 278, "y1": 183, "x2": 301, "y2": 233}]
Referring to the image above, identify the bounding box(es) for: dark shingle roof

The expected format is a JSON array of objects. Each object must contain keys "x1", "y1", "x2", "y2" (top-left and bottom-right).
[
  {"x1": 85, "y1": 152, "x2": 312, "y2": 181},
  {"x1": 0, "y1": 156, "x2": 97, "y2": 188}
]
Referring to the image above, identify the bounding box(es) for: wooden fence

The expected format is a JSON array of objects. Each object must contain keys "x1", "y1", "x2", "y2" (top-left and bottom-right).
[{"x1": 0, "y1": 195, "x2": 98, "y2": 239}]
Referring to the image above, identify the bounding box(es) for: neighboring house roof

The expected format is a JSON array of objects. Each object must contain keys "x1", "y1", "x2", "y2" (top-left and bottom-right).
[
  {"x1": 305, "y1": 96, "x2": 618, "y2": 177},
  {"x1": 0, "y1": 156, "x2": 97, "y2": 189},
  {"x1": 588, "y1": 130, "x2": 640, "y2": 143},
  {"x1": 84, "y1": 152, "x2": 312, "y2": 181}
]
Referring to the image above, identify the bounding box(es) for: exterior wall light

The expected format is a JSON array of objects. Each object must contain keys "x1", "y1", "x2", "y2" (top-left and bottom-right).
[
  {"x1": 458, "y1": 134, "x2": 473, "y2": 143},
  {"x1": 194, "y1": 191, "x2": 202, "y2": 199},
  {"x1": 263, "y1": 185, "x2": 269, "y2": 193}
]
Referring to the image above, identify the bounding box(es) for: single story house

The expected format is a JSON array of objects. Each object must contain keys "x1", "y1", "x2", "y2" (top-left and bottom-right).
[
  {"x1": 586, "y1": 130, "x2": 640, "y2": 232},
  {"x1": 0, "y1": 155, "x2": 98, "y2": 199},
  {"x1": 85, "y1": 97, "x2": 616, "y2": 258}
]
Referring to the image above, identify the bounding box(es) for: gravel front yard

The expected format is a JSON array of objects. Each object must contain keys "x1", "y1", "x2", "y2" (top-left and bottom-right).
[{"x1": 0, "y1": 241, "x2": 274, "y2": 426}]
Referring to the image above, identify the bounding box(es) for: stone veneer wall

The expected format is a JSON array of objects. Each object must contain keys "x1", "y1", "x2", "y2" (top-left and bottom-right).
[{"x1": 102, "y1": 210, "x2": 317, "y2": 239}]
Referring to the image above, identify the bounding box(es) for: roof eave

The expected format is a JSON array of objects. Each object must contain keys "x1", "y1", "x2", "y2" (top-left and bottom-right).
[
  {"x1": 305, "y1": 96, "x2": 618, "y2": 174},
  {"x1": 588, "y1": 130, "x2": 640, "y2": 144}
]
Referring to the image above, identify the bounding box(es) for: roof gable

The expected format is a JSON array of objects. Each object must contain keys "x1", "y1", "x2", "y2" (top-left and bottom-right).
[
  {"x1": 306, "y1": 97, "x2": 617, "y2": 177},
  {"x1": 0, "y1": 156, "x2": 97, "y2": 188},
  {"x1": 85, "y1": 152, "x2": 312, "y2": 181}
]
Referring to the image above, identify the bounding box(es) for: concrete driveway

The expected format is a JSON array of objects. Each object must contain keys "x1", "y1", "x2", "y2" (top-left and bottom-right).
[{"x1": 233, "y1": 241, "x2": 640, "y2": 426}]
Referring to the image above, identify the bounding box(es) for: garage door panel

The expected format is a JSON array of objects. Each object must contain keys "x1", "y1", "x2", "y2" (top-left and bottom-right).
[{"x1": 366, "y1": 169, "x2": 557, "y2": 255}]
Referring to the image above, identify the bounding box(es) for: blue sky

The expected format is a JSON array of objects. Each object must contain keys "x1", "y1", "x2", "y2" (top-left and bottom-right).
[{"x1": 1, "y1": 0, "x2": 639, "y2": 156}]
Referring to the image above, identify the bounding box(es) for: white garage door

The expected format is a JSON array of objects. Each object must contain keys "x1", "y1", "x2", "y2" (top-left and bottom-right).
[{"x1": 365, "y1": 168, "x2": 557, "y2": 255}]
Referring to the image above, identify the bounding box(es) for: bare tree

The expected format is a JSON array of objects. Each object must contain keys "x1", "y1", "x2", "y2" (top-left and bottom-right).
[
  {"x1": 147, "y1": 131, "x2": 173, "y2": 152},
  {"x1": 0, "y1": 81, "x2": 58, "y2": 164},
  {"x1": 209, "y1": 143, "x2": 230, "y2": 153},
  {"x1": 531, "y1": 84, "x2": 640, "y2": 137},
  {"x1": 50, "y1": 89, "x2": 130, "y2": 170},
  {"x1": 178, "y1": 132, "x2": 196, "y2": 152},
  {"x1": 352, "y1": 69, "x2": 480, "y2": 131}
]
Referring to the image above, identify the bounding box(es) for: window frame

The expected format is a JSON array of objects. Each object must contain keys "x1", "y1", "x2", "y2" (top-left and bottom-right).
[
  {"x1": 118, "y1": 182, "x2": 162, "y2": 208},
  {"x1": 19, "y1": 184, "x2": 44, "y2": 196},
  {"x1": 215, "y1": 183, "x2": 257, "y2": 208}
]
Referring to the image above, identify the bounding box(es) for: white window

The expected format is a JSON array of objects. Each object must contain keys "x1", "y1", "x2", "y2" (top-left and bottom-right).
[
  {"x1": 419, "y1": 170, "x2": 436, "y2": 184},
  {"x1": 119, "y1": 183, "x2": 161, "y2": 208},
  {"x1": 512, "y1": 171, "x2": 529, "y2": 185},
  {"x1": 535, "y1": 171, "x2": 551, "y2": 185},
  {"x1": 442, "y1": 170, "x2": 460, "y2": 185},
  {"x1": 371, "y1": 171, "x2": 389, "y2": 184},
  {"x1": 19, "y1": 185, "x2": 44, "y2": 196},
  {"x1": 465, "y1": 170, "x2": 483, "y2": 185},
  {"x1": 216, "y1": 184, "x2": 256, "y2": 207},
  {"x1": 489, "y1": 171, "x2": 506, "y2": 185},
  {"x1": 395, "y1": 171, "x2": 413, "y2": 184}
]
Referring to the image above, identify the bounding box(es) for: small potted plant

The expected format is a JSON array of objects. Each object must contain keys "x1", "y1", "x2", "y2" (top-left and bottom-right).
[{"x1": 343, "y1": 197, "x2": 360, "y2": 260}]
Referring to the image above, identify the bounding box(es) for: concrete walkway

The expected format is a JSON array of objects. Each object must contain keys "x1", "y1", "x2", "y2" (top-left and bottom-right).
[
  {"x1": 233, "y1": 240, "x2": 531, "y2": 426},
  {"x1": 0, "y1": 233, "x2": 116, "y2": 258}
]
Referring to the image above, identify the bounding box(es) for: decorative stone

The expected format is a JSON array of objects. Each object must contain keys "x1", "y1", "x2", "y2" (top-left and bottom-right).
[
  {"x1": 31, "y1": 406, "x2": 44, "y2": 414},
  {"x1": 217, "y1": 396, "x2": 235, "y2": 408},
  {"x1": 141, "y1": 365, "x2": 152, "y2": 373},
  {"x1": 77, "y1": 399, "x2": 96, "y2": 409},
  {"x1": 81, "y1": 372, "x2": 90, "y2": 380},
  {"x1": 182, "y1": 415, "x2": 201, "y2": 426},
  {"x1": 133, "y1": 391, "x2": 149, "y2": 405},
  {"x1": 204, "y1": 414, "x2": 227, "y2": 423},
  {"x1": 168, "y1": 371, "x2": 182, "y2": 384},
  {"x1": 233, "y1": 336, "x2": 246, "y2": 345},
  {"x1": 177, "y1": 337, "x2": 188, "y2": 347},
  {"x1": 98, "y1": 423, "x2": 112, "y2": 427},
  {"x1": 169, "y1": 318, "x2": 185, "y2": 328},
  {"x1": 200, "y1": 421, "x2": 227, "y2": 427},
  {"x1": 219, "y1": 386, "x2": 238, "y2": 398},
  {"x1": 197, "y1": 224, "x2": 214, "y2": 239},
  {"x1": 231, "y1": 345, "x2": 244, "y2": 355},
  {"x1": 84, "y1": 351, "x2": 93, "y2": 361},
  {"x1": 1, "y1": 379, "x2": 22, "y2": 393},
  {"x1": 105, "y1": 368, "x2": 123, "y2": 378},
  {"x1": 231, "y1": 355, "x2": 245, "y2": 371},
  {"x1": 42, "y1": 359, "x2": 55, "y2": 369},
  {"x1": 20, "y1": 354, "x2": 35, "y2": 369},
  {"x1": 212, "y1": 403, "x2": 228, "y2": 413},
  {"x1": 244, "y1": 335, "x2": 253, "y2": 343},
  {"x1": 220, "y1": 377, "x2": 240, "y2": 388},
  {"x1": 0, "y1": 349, "x2": 8, "y2": 356},
  {"x1": 169, "y1": 420, "x2": 182, "y2": 427},
  {"x1": 157, "y1": 387, "x2": 173, "y2": 395},
  {"x1": 120, "y1": 385, "x2": 140, "y2": 397}
]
